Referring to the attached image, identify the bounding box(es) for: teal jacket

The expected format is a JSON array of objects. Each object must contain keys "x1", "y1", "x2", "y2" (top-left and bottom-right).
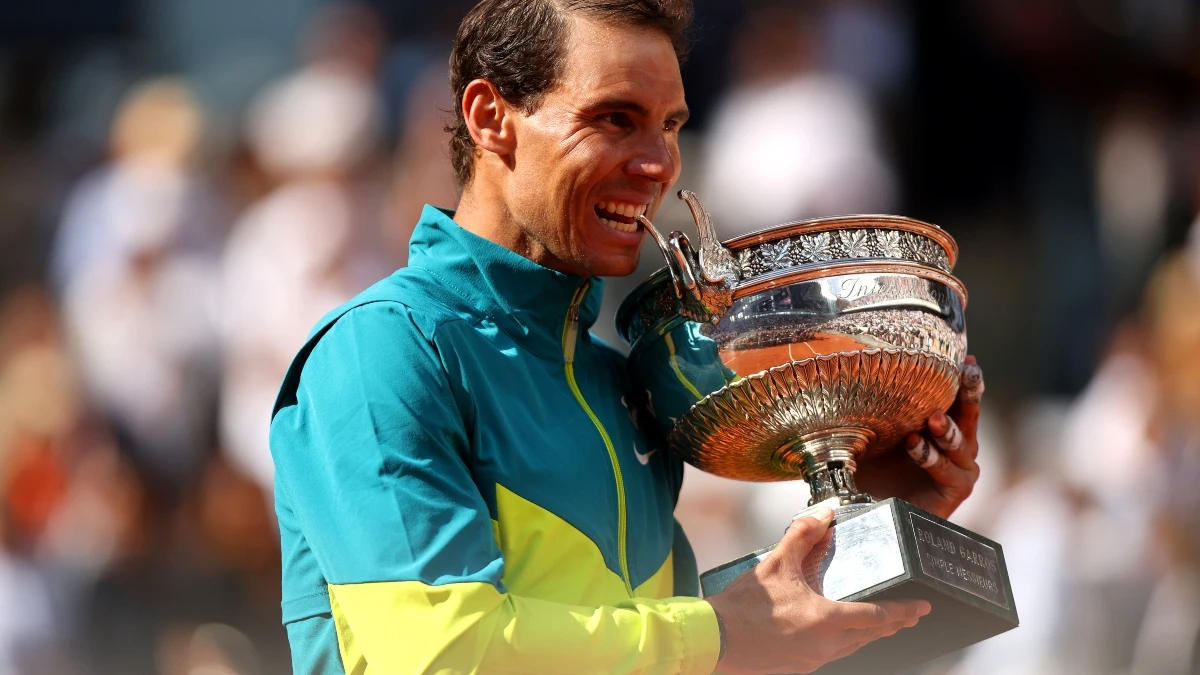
[{"x1": 269, "y1": 206, "x2": 720, "y2": 674}]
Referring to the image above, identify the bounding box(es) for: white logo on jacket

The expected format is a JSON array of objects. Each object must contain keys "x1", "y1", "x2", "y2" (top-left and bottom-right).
[{"x1": 621, "y1": 395, "x2": 659, "y2": 466}]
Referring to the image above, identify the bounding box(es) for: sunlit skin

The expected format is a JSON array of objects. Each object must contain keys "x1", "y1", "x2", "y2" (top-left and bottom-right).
[{"x1": 453, "y1": 16, "x2": 688, "y2": 278}]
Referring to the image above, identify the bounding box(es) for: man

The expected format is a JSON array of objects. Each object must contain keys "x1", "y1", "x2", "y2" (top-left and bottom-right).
[{"x1": 269, "y1": 1, "x2": 985, "y2": 673}]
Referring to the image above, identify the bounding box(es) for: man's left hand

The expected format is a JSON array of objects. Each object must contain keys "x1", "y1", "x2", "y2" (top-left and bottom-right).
[{"x1": 854, "y1": 355, "x2": 985, "y2": 519}]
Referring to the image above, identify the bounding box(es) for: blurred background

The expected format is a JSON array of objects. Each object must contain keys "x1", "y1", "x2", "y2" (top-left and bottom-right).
[{"x1": 1, "y1": 0, "x2": 1199, "y2": 673}]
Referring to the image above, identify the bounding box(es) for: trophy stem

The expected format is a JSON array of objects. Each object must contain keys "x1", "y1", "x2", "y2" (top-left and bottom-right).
[{"x1": 776, "y1": 427, "x2": 876, "y2": 506}]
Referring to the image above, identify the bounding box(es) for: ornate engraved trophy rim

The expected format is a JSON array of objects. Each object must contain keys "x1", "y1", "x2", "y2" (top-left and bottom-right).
[
  {"x1": 616, "y1": 213, "x2": 964, "y2": 349},
  {"x1": 721, "y1": 212, "x2": 959, "y2": 267},
  {"x1": 735, "y1": 261, "x2": 967, "y2": 302}
]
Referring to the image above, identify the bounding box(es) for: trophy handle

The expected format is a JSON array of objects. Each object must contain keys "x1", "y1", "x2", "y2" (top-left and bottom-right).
[
  {"x1": 678, "y1": 190, "x2": 738, "y2": 286},
  {"x1": 638, "y1": 215, "x2": 690, "y2": 299},
  {"x1": 637, "y1": 191, "x2": 737, "y2": 325}
]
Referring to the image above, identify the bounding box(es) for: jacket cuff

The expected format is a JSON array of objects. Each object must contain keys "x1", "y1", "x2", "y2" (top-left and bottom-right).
[{"x1": 670, "y1": 597, "x2": 722, "y2": 675}]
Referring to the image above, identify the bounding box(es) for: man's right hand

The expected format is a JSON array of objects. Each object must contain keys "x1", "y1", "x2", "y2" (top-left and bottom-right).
[{"x1": 706, "y1": 507, "x2": 931, "y2": 675}]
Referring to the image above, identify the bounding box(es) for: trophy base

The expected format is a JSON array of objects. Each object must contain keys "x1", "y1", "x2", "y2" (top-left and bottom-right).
[{"x1": 700, "y1": 498, "x2": 1019, "y2": 675}]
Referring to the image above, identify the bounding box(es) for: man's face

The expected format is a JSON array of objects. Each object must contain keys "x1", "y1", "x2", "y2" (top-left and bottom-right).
[{"x1": 505, "y1": 17, "x2": 688, "y2": 278}]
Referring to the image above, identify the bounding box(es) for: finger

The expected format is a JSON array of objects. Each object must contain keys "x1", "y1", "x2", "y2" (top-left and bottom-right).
[
  {"x1": 825, "y1": 621, "x2": 915, "y2": 663},
  {"x1": 778, "y1": 505, "x2": 835, "y2": 561},
  {"x1": 927, "y1": 413, "x2": 973, "y2": 468},
  {"x1": 820, "y1": 634, "x2": 868, "y2": 662},
  {"x1": 959, "y1": 356, "x2": 985, "y2": 406},
  {"x1": 906, "y1": 434, "x2": 940, "y2": 470},
  {"x1": 824, "y1": 637, "x2": 875, "y2": 664},
  {"x1": 841, "y1": 618, "x2": 917, "y2": 644},
  {"x1": 837, "y1": 598, "x2": 931, "y2": 629},
  {"x1": 927, "y1": 412, "x2": 963, "y2": 452},
  {"x1": 855, "y1": 619, "x2": 914, "y2": 643},
  {"x1": 948, "y1": 358, "x2": 983, "y2": 459},
  {"x1": 907, "y1": 434, "x2": 978, "y2": 491}
]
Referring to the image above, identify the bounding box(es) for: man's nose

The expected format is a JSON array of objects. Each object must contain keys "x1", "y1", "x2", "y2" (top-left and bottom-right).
[{"x1": 628, "y1": 133, "x2": 678, "y2": 183}]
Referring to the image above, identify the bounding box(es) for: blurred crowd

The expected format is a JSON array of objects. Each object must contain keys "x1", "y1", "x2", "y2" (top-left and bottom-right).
[{"x1": 1, "y1": 0, "x2": 1200, "y2": 673}]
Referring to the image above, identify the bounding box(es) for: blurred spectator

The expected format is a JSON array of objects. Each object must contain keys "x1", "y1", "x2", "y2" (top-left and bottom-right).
[
  {"x1": 1127, "y1": 230, "x2": 1200, "y2": 675},
  {"x1": 51, "y1": 77, "x2": 223, "y2": 492},
  {"x1": 49, "y1": 79, "x2": 224, "y2": 294},
  {"x1": 821, "y1": 0, "x2": 913, "y2": 100},
  {"x1": 1094, "y1": 96, "x2": 1172, "y2": 313},
  {"x1": 700, "y1": 3, "x2": 896, "y2": 235},
  {"x1": 218, "y1": 41, "x2": 387, "y2": 492},
  {"x1": 63, "y1": 244, "x2": 220, "y2": 488},
  {"x1": 0, "y1": 288, "x2": 77, "y2": 675},
  {"x1": 302, "y1": 1, "x2": 386, "y2": 78},
  {"x1": 384, "y1": 59, "x2": 460, "y2": 265}
]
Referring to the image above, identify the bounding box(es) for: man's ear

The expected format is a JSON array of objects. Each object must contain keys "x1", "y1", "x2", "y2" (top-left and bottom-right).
[{"x1": 462, "y1": 79, "x2": 516, "y2": 157}]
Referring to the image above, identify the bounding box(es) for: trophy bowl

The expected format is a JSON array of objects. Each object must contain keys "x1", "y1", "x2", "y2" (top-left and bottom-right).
[
  {"x1": 618, "y1": 196, "x2": 968, "y2": 497},
  {"x1": 619, "y1": 192, "x2": 1016, "y2": 675}
]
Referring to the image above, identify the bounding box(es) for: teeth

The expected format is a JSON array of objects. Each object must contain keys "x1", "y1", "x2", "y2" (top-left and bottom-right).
[
  {"x1": 599, "y1": 216, "x2": 638, "y2": 233},
  {"x1": 597, "y1": 202, "x2": 650, "y2": 217},
  {"x1": 596, "y1": 201, "x2": 650, "y2": 234}
]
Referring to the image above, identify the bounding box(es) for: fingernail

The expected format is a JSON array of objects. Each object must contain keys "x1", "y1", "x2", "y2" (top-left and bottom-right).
[
  {"x1": 932, "y1": 411, "x2": 946, "y2": 426},
  {"x1": 918, "y1": 601, "x2": 932, "y2": 616},
  {"x1": 905, "y1": 433, "x2": 922, "y2": 450},
  {"x1": 813, "y1": 506, "x2": 834, "y2": 522},
  {"x1": 961, "y1": 363, "x2": 983, "y2": 387},
  {"x1": 960, "y1": 364, "x2": 984, "y2": 399}
]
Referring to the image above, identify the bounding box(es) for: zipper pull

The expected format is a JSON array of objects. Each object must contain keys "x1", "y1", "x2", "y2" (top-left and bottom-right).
[
  {"x1": 563, "y1": 281, "x2": 589, "y2": 364},
  {"x1": 564, "y1": 305, "x2": 580, "y2": 363}
]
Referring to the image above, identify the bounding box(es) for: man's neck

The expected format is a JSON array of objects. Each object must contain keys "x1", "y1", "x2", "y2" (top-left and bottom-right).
[{"x1": 454, "y1": 182, "x2": 580, "y2": 277}]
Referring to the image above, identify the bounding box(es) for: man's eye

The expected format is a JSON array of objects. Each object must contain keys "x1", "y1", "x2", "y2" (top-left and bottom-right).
[{"x1": 600, "y1": 113, "x2": 633, "y2": 129}]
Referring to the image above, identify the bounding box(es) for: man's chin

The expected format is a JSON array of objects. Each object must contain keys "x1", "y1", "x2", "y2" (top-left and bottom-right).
[{"x1": 583, "y1": 251, "x2": 642, "y2": 278}]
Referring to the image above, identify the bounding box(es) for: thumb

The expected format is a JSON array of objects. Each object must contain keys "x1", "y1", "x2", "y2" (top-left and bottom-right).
[{"x1": 778, "y1": 505, "x2": 835, "y2": 562}]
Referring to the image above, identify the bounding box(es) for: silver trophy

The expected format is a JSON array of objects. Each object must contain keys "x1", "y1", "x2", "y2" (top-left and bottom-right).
[{"x1": 619, "y1": 191, "x2": 1017, "y2": 675}]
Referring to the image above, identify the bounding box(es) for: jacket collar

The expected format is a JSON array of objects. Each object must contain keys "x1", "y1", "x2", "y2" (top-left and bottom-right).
[{"x1": 407, "y1": 205, "x2": 603, "y2": 360}]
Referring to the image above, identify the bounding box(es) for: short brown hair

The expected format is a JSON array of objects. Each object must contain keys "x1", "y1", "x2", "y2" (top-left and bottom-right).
[{"x1": 447, "y1": 0, "x2": 694, "y2": 187}]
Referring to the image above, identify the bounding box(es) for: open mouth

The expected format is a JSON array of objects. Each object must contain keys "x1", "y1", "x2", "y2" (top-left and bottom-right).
[{"x1": 595, "y1": 201, "x2": 648, "y2": 234}]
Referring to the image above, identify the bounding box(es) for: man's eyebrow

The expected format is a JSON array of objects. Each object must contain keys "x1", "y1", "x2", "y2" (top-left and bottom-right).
[{"x1": 585, "y1": 98, "x2": 691, "y2": 122}]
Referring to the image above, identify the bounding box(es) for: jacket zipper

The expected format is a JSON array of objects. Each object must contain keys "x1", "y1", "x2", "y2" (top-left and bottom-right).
[{"x1": 561, "y1": 280, "x2": 634, "y2": 597}]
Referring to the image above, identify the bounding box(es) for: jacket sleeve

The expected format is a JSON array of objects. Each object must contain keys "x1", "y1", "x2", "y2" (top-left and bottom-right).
[{"x1": 270, "y1": 302, "x2": 721, "y2": 675}]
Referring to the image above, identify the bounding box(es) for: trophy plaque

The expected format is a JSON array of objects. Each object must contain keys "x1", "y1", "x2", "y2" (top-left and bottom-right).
[{"x1": 618, "y1": 192, "x2": 1018, "y2": 675}]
